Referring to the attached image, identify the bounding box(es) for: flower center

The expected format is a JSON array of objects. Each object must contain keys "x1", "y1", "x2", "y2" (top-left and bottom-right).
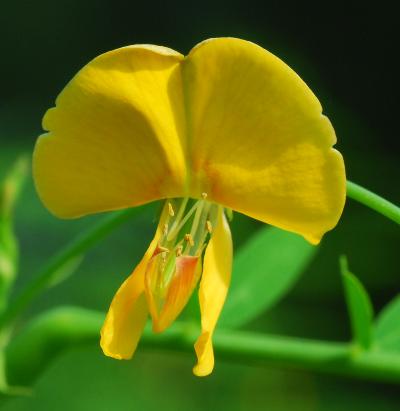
[
  {"x1": 163, "y1": 193, "x2": 218, "y2": 257},
  {"x1": 144, "y1": 195, "x2": 220, "y2": 332}
]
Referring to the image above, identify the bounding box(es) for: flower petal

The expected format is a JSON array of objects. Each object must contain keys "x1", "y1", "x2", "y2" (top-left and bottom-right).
[
  {"x1": 100, "y1": 204, "x2": 168, "y2": 359},
  {"x1": 184, "y1": 38, "x2": 346, "y2": 244},
  {"x1": 193, "y1": 207, "x2": 232, "y2": 376},
  {"x1": 100, "y1": 267, "x2": 148, "y2": 360},
  {"x1": 145, "y1": 254, "x2": 201, "y2": 333},
  {"x1": 34, "y1": 45, "x2": 187, "y2": 218}
]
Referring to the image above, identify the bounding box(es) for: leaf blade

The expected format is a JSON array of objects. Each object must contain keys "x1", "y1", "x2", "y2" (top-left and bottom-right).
[
  {"x1": 0, "y1": 156, "x2": 29, "y2": 311},
  {"x1": 219, "y1": 226, "x2": 316, "y2": 328},
  {"x1": 374, "y1": 294, "x2": 400, "y2": 352},
  {"x1": 340, "y1": 256, "x2": 373, "y2": 350}
]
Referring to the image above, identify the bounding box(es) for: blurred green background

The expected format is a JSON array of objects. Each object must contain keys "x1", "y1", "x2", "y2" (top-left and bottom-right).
[{"x1": 0, "y1": 1, "x2": 399, "y2": 410}]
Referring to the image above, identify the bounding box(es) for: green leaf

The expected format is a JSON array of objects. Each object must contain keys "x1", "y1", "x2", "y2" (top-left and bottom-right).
[
  {"x1": 0, "y1": 155, "x2": 29, "y2": 220},
  {"x1": 340, "y1": 256, "x2": 373, "y2": 350},
  {"x1": 0, "y1": 350, "x2": 7, "y2": 392},
  {"x1": 374, "y1": 294, "x2": 400, "y2": 352},
  {"x1": 219, "y1": 226, "x2": 316, "y2": 328},
  {"x1": 0, "y1": 156, "x2": 29, "y2": 311}
]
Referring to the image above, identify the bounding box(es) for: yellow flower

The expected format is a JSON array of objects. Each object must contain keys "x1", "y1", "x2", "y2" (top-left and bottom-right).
[{"x1": 32, "y1": 38, "x2": 346, "y2": 376}]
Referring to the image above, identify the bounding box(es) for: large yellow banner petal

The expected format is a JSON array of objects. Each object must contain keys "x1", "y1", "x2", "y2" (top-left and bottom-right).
[
  {"x1": 184, "y1": 38, "x2": 346, "y2": 244},
  {"x1": 34, "y1": 45, "x2": 187, "y2": 218}
]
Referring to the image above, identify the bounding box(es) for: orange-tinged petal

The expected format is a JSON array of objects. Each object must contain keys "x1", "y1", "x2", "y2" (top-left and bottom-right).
[
  {"x1": 184, "y1": 38, "x2": 346, "y2": 244},
  {"x1": 100, "y1": 204, "x2": 168, "y2": 359},
  {"x1": 34, "y1": 45, "x2": 187, "y2": 218},
  {"x1": 145, "y1": 254, "x2": 201, "y2": 333},
  {"x1": 193, "y1": 207, "x2": 232, "y2": 376}
]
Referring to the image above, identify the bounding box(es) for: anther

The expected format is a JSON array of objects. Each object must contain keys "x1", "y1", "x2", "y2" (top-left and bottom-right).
[
  {"x1": 154, "y1": 245, "x2": 170, "y2": 257},
  {"x1": 184, "y1": 233, "x2": 195, "y2": 247},
  {"x1": 175, "y1": 245, "x2": 183, "y2": 257},
  {"x1": 168, "y1": 202, "x2": 175, "y2": 216},
  {"x1": 206, "y1": 220, "x2": 213, "y2": 233},
  {"x1": 201, "y1": 192, "x2": 208, "y2": 199}
]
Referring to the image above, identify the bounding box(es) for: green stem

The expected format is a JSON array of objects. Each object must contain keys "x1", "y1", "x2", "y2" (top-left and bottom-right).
[
  {"x1": 5, "y1": 306, "x2": 400, "y2": 386},
  {"x1": 346, "y1": 181, "x2": 400, "y2": 224},
  {"x1": 0, "y1": 206, "x2": 145, "y2": 331}
]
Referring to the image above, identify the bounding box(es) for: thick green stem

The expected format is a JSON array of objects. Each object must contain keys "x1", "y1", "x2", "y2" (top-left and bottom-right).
[
  {"x1": 0, "y1": 207, "x2": 145, "y2": 331},
  {"x1": 346, "y1": 181, "x2": 400, "y2": 224},
  {"x1": 5, "y1": 306, "x2": 400, "y2": 386}
]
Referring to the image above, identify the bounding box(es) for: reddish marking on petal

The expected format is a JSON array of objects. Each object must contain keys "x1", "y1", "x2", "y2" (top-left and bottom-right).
[{"x1": 153, "y1": 255, "x2": 201, "y2": 333}]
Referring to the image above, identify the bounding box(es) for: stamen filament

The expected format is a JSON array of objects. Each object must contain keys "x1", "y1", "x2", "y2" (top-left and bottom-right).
[
  {"x1": 167, "y1": 200, "x2": 200, "y2": 242},
  {"x1": 183, "y1": 201, "x2": 204, "y2": 254},
  {"x1": 162, "y1": 251, "x2": 177, "y2": 289},
  {"x1": 175, "y1": 197, "x2": 189, "y2": 223},
  {"x1": 166, "y1": 197, "x2": 189, "y2": 241},
  {"x1": 196, "y1": 229, "x2": 210, "y2": 254},
  {"x1": 189, "y1": 200, "x2": 205, "y2": 239},
  {"x1": 163, "y1": 223, "x2": 169, "y2": 236},
  {"x1": 184, "y1": 233, "x2": 195, "y2": 247}
]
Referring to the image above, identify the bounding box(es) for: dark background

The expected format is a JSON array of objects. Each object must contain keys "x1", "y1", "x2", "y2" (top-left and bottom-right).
[{"x1": 0, "y1": 1, "x2": 399, "y2": 410}]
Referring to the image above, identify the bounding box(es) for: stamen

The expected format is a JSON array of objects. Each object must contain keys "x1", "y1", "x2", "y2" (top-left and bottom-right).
[
  {"x1": 201, "y1": 192, "x2": 208, "y2": 199},
  {"x1": 185, "y1": 199, "x2": 208, "y2": 255},
  {"x1": 184, "y1": 233, "x2": 195, "y2": 247},
  {"x1": 168, "y1": 202, "x2": 175, "y2": 217},
  {"x1": 175, "y1": 245, "x2": 183, "y2": 257},
  {"x1": 156, "y1": 245, "x2": 170, "y2": 254},
  {"x1": 189, "y1": 199, "x2": 205, "y2": 239},
  {"x1": 163, "y1": 223, "x2": 169, "y2": 236},
  {"x1": 161, "y1": 252, "x2": 167, "y2": 265},
  {"x1": 167, "y1": 201, "x2": 200, "y2": 242},
  {"x1": 173, "y1": 197, "x2": 189, "y2": 226},
  {"x1": 206, "y1": 220, "x2": 213, "y2": 233}
]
